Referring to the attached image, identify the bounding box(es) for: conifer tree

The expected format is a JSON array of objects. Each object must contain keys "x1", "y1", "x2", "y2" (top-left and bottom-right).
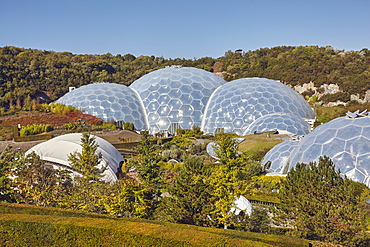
[
  {"x1": 160, "y1": 155, "x2": 213, "y2": 226},
  {"x1": 277, "y1": 156, "x2": 366, "y2": 246},
  {"x1": 68, "y1": 133, "x2": 105, "y2": 183},
  {"x1": 98, "y1": 179, "x2": 152, "y2": 218},
  {"x1": 66, "y1": 133, "x2": 107, "y2": 212},
  {"x1": 208, "y1": 132, "x2": 261, "y2": 228},
  {"x1": 135, "y1": 131, "x2": 163, "y2": 189}
]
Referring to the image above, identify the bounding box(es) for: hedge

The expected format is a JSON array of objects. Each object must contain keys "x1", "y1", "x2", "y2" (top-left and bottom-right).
[{"x1": 0, "y1": 203, "x2": 310, "y2": 247}]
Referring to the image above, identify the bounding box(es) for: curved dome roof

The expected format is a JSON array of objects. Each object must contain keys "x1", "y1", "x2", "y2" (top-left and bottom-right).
[
  {"x1": 289, "y1": 115, "x2": 370, "y2": 186},
  {"x1": 206, "y1": 138, "x2": 244, "y2": 159},
  {"x1": 129, "y1": 66, "x2": 226, "y2": 134},
  {"x1": 26, "y1": 133, "x2": 124, "y2": 183},
  {"x1": 262, "y1": 140, "x2": 299, "y2": 174},
  {"x1": 243, "y1": 113, "x2": 311, "y2": 136},
  {"x1": 206, "y1": 142, "x2": 218, "y2": 159},
  {"x1": 57, "y1": 83, "x2": 148, "y2": 130},
  {"x1": 202, "y1": 78, "x2": 315, "y2": 136}
]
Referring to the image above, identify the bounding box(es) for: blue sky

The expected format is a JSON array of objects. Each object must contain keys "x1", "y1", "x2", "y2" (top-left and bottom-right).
[{"x1": 1, "y1": 0, "x2": 369, "y2": 59}]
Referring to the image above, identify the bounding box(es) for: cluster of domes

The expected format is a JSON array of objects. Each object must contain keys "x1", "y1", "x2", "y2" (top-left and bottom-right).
[
  {"x1": 263, "y1": 111, "x2": 370, "y2": 187},
  {"x1": 57, "y1": 66, "x2": 315, "y2": 136}
]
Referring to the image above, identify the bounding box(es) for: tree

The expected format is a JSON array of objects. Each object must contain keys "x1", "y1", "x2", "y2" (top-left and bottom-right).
[
  {"x1": 11, "y1": 151, "x2": 71, "y2": 207},
  {"x1": 159, "y1": 155, "x2": 213, "y2": 226},
  {"x1": 98, "y1": 179, "x2": 153, "y2": 218},
  {"x1": 66, "y1": 133, "x2": 107, "y2": 212},
  {"x1": 135, "y1": 131, "x2": 163, "y2": 189},
  {"x1": 0, "y1": 145, "x2": 15, "y2": 202},
  {"x1": 246, "y1": 207, "x2": 270, "y2": 233},
  {"x1": 208, "y1": 132, "x2": 261, "y2": 228},
  {"x1": 277, "y1": 156, "x2": 366, "y2": 246},
  {"x1": 213, "y1": 132, "x2": 239, "y2": 163},
  {"x1": 68, "y1": 133, "x2": 105, "y2": 183},
  {"x1": 123, "y1": 121, "x2": 134, "y2": 130}
]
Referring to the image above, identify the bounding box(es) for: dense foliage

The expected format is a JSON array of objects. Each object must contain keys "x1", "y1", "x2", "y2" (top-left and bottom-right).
[
  {"x1": 277, "y1": 156, "x2": 366, "y2": 246},
  {"x1": 0, "y1": 129, "x2": 369, "y2": 245},
  {"x1": 19, "y1": 123, "x2": 53, "y2": 136},
  {"x1": 1, "y1": 46, "x2": 369, "y2": 109}
]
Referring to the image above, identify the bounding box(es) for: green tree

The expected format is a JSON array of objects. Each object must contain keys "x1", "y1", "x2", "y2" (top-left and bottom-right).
[
  {"x1": 66, "y1": 133, "x2": 107, "y2": 212},
  {"x1": 246, "y1": 207, "x2": 270, "y2": 233},
  {"x1": 68, "y1": 133, "x2": 105, "y2": 183},
  {"x1": 277, "y1": 156, "x2": 366, "y2": 246},
  {"x1": 159, "y1": 155, "x2": 213, "y2": 226},
  {"x1": 0, "y1": 145, "x2": 15, "y2": 202},
  {"x1": 11, "y1": 151, "x2": 71, "y2": 207},
  {"x1": 213, "y1": 132, "x2": 238, "y2": 164},
  {"x1": 135, "y1": 131, "x2": 163, "y2": 189},
  {"x1": 98, "y1": 179, "x2": 153, "y2": 218},
  {"x1": 207, "y1": 132, "x2": 260, "y2": 228}
]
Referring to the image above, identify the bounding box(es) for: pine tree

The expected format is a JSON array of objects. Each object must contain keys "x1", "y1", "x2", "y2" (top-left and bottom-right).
[
  {"x1": 160, "y1": 155, "x2": 214, "y2": 226},
  {"x1": 98, "y1": 179, "x2": 152, "y2": 218},
  {"x1": 135, "y1": 131, "x2": 163, "y2": 189},
  {"x1": 208, "y1": 132, "x2": 261, "y2": 228},
  {"x1": 277, "y1": 156, "x2": 366, "y2": 246},
  {"x1": 68, "y1": 133, "x2": 105, "y2": 183},
  {"x1": 66, "y1": 133, "x2": 107, "y2": 212}
]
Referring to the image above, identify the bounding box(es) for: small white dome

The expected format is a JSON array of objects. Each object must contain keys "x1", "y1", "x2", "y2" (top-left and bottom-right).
[{"x1": 26, "y1": 133, "x2": 124, "y2": 183}]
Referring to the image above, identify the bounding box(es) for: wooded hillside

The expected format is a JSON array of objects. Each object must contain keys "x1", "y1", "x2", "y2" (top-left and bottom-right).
[{"x1": 0, "y1": 46, "x2": 369, "y2": 108}]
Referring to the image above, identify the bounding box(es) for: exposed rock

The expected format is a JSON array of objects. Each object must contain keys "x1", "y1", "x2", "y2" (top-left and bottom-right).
[
  {"x1": 322, "y1": 101, "x2": 347, "y2": 107},
  {"x1": 350, "y1": 90, "x2": 370, "y2": 103},
  {"x1": 294, "y1": 82, "x2": 340, "y2": 96},
  {"x1": 320, "y1": 84, "x2": 340, "y2": 95},
  {"x1": 294, "y1": 82, "x2": 315, "y2": 94}
]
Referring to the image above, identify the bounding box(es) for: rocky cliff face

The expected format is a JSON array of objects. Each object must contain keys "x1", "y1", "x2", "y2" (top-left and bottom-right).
[
  {"x1": 293, "y1": 82, "x2": 370, "y2": 106},
  {"x1": 294, "y1": 82, "x2": 340, "y2": 95}
]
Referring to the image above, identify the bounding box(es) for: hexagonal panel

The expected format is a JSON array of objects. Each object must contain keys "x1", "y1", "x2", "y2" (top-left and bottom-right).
[
  {"x1": 202, "y1": 78, "x2": 315, "y2": 136},
  {"x1": 130, "y1": 67, "x2": 226, "y2": 134},
  {"x1": 287, "y1": 115, "x2": 370, "y2": 187},
  {"x1": 57, "y1": 83, "x2": 147, "y2": 130}
]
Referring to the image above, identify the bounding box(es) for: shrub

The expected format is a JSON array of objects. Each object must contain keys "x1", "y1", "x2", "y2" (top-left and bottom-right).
[
  {"x1": 19, "y1": 124, "x2": 53, "y2": 136},
  {"x1": 40, "y1": 103, "x2": 80, "y2": 115},
  {"x1": 123, "y1": 121, "x2": 135, "y2": 130},
  {"x1": 99, "y1": 122, "x2": 117, "y2": 130}
]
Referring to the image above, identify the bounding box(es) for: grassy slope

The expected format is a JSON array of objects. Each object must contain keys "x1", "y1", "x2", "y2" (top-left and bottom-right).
[
  {"x1": 0, "y1": 203, "x2": 309, "y2": 247},
  {"x1": 238, "y1": 133, "x2": 285, "y2": 154}
]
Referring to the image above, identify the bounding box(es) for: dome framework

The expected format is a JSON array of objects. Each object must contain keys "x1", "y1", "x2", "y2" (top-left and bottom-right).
[
  {"x1": 56, "y1": 68, "x2": 314, "y2": 137},
  {"x1": 57, "y1": 83, "x2": 148, "y2": 130},
  {"x1": 263, "y1": 111, "x2": 370, "y2": 187},
  {"x1": 130, "y1": 66, "x2": 226, "y2": 134},
  {"x1": 289, "y1": 113, "x2": 370, "y2": 186},
  {"x1": 202, "y1": 78, "x2": 315, "y2": 136}
]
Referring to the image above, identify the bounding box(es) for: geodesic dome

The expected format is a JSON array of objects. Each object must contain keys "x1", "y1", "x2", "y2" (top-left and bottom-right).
[
  {"x1": 129, "y1": 66, "x2": 226, "y2": 134},
  {"x1": 262, "y1": 140, "x2": 299, "y2": 174},
  {"x1": 201, "y1": 78, "x2": 315, "y2": 136},
  {"x1": 243, "y1": 113, "x2": 311, "y2": 136},
  {"x1": 56, "y1": 83, "x2": 148, "y2": 130},
  {"x1": 26, "y1": 133, "x2": 124, "y2": 183},
  {"x1": 289, "y1": 112, "x2": 370, "y2": 186}
]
